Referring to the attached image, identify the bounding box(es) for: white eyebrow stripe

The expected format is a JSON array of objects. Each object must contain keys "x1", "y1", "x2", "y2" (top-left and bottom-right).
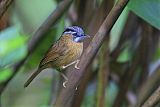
[{"x1": 64, "y1": 31, "x2": 77, "y2": 34}]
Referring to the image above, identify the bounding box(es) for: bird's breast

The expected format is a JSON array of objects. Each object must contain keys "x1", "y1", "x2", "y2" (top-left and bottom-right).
[
  {"x1": 63, "y1": 40, "x2": 83, "y2": 65},
  {"x1": 61, "y1": 34, "x2": 83, "y2": 60}
]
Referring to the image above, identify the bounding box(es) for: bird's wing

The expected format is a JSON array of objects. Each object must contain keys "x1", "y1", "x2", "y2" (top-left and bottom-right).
[{"x1": 39, "y1": 41, "x2": 68, "y2": 67}]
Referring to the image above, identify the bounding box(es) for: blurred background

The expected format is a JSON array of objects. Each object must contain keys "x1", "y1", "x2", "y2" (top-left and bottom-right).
[{"x1": 0, "y1": 0, "x2": 160, "y2": 107}]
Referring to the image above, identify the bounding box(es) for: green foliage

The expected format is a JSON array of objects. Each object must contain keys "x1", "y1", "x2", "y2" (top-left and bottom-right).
[
  {"x1": 153, "y1": 47, "x2": 160, "y2": 61},
  {"x1": 14, "y1": 0, "x2": 57, "y2": 32},
  {"x1": 117, "y1": 46, "x2": 131, "y2": 62},
  {"x1": 0, "y1": 68, "x2": 13, "y2": 83},
  {"x1": 0, "y1": 26, "x2": 27, "y2": 68},
  {"x1": 110, "y1": 7, "x2": 129, "y2": 52},
  {"x1": 128, "y1": 0, "x2": 160, "y2": 30},
  {"x1": 117, "y1": 41, "x2": 132, "y2": 63},
  {"x1": 105, "y1": 82, "x2": 118, "y2": 107}
]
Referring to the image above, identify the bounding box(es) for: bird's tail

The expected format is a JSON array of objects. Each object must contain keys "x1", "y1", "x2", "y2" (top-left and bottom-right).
[{"x1": 24, "y1": 68, "x2": 42, "y2": 88}]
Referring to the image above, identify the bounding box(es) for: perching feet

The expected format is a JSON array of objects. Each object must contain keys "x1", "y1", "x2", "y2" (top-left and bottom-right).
[
  {"x1": 60, "y1": 60, "x2": 80, "y2": 89},
  {"x1": 62, "y1": 60, "x2": 80, "y2": 69},
  {"x1": 74, "y1": 60, "x2": 80, "y2": 69},
  {"x1": 63, "y1": 81, "x2": 68, "y2": 88},
  {"x1": 62, "y1": 80, "x2": 78, "y2": 90}
]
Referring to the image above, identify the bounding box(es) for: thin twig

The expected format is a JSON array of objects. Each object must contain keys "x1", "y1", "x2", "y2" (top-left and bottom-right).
[
  {"x1": 0, "y1": 0, "x2": 14, "y2": 19},
  {"x1": 142, "y1": 86, "x2": 160, "y2": 107},
  {"x1": 54, "y1": 0, "x2": 129, "y2": 106},
  {"x1": 0, "y1": 0, "x2": 73, "y2": 94},
  {"x1": 137, "y1": 21, "x2": 152, "y2": 87}
]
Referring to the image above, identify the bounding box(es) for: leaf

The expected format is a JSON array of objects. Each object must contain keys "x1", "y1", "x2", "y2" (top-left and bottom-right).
[
  {"x1": 0, "y1": 26, "x2": 27, "y2": 68},
  {"x1": 153, "y1": 47, "x2": 160, "y2": 61},
  {"x1": 128, "y1": 0, "x2": 160, "y2": 30},
  {"x1": 110, "y1": 7, "x2": 129, "y2": 52},
  {"x1": 117, "y1": 47, "x2": 131, "y2": 62},
  {"x1": 0, "y1": 68, "x2": 13, "y2": 83}
]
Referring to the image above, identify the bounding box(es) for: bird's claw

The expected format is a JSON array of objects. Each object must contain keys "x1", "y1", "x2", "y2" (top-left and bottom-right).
[
  {"x1": 63, "y1": 81, "x2": 68, "y2": 88},
  {"x1": 74, "y1": 60, "x2": 80, "y2": 69},
  {"x1": 75, "y1": 65, "x2": 80, "y2": 69},
  {"x1": 75, "y1": 87, "x2": 78, "y2": 90},
  {"x1": 63, "y1": 81, "x2": 78, "y2": 90}
]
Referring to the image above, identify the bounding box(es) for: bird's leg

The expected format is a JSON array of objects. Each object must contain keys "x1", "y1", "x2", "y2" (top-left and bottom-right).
[
  {"x1": 61, "y1": 60, "x2": 80, "y2": 88},
  {"x1": 60, "y1": 73, "x2": 68, "y2": 88},
  {"x1": 62, "y1": 61, "x2": 76, "y2": 69},
  {"x1": 62, "y1": 60, "x2": 80, "y2": 69},
  {"x1": 61, "y1": 73, "x2": 78, "y2": 90}
]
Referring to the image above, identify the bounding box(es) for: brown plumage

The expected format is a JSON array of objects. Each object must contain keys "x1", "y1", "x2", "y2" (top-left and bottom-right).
[{"x1": 24, "y1": 34, "x2": 83, "y2": 87}]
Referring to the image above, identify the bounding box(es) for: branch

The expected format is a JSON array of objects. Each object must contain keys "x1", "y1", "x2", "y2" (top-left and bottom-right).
[
  {"x1": 71, "y1": 69, "x2": 92, "y2": 107},
  {"x1": 136, "y1": 65, "x2": 160, "y2": 107},
  {"x1": 142, "y1": 86, "x2": 160, "y2": 107},
  {"x1": 54, "y1": 0, "x2": 129, "y2": 106},
  {"x1": 0, "y1": 0, "x2": 73, "y2": 94},
  {"x1": 96, "y1": 39, "x2": 109, "y2": 107},
  {"x1": 0, "y1": 0, "x2": 14, "y2": 19},
  {"x1": 71, "y1": 0, "x2": 113, "y2": 106},
  {"x1": 137, "y1": 21, "x2": 152, "y2": 86}
]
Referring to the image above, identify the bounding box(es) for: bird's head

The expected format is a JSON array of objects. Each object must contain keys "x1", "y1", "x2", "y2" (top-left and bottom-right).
[{"x1": 62, "y1": 26, "x2": 89, "y2": 42}]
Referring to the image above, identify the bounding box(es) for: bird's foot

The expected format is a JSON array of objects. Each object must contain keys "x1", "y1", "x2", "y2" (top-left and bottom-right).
[
  {"x1": 74, "y1": 60, "x2": 80, "y2": 69},
  {"x1": 62, "y1": 81, "x2": 78, "y2": 90},
  {"x1": 62, "y1": 60, "x2": 80, "y2": 69},
  {"x1": 63, "y1": 81, "x2": 68, "y2": 88},
  {"x1": 75, "y1": 66, "x2": 80, "y2": 69},
  {"x1": 75, "y1": 87, "x2": 78, "y2": 90}
]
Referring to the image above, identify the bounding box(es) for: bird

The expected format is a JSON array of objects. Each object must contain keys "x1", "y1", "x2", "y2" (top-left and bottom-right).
[{"x1": 24, "y1": 26, "x2": 89, "y2": 88}]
